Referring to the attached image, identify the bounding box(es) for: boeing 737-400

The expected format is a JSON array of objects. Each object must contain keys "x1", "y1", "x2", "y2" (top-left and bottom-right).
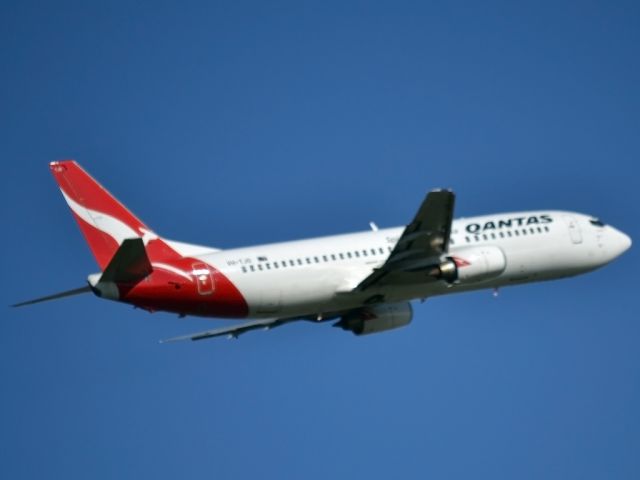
[{"x1": 13, "y1": 161, "x2": 632, "y2": 342}]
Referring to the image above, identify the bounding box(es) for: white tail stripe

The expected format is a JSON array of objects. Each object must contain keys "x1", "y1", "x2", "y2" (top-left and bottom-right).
[
  {"x1": 151, "y1": 263, "x2": 194, "y2": 282},
  {"x1": 61, "y1": 189, "x2": 140, "y2": 245}
]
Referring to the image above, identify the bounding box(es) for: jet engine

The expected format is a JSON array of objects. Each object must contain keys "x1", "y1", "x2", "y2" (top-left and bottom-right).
[
  {"x1": 334, "y1": 302, "x2": 413, "y2": 336},
  {"x1": 430, "y1": 245, "x2": 507, "y2": 284}
]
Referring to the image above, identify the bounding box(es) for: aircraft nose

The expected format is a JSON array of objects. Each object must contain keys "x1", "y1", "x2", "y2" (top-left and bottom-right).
[{"x1": 610, "y1": 227, "x2": 632, "y2": 258}]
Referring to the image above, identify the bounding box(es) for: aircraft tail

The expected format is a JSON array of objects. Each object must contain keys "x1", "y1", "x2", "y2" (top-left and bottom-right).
[{"x1": 50, "y1": 160, "x2": 177, "y2": 270}]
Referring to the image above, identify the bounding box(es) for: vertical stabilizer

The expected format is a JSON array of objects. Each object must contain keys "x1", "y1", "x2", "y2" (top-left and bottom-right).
[{"x1": 50, "y1": 160, "x2": 176, "y2": 269}]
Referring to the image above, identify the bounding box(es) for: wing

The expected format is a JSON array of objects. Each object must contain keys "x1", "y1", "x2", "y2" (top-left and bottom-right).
[
  {"x1": 160, "y1": 317, "x2": 304, "y2": 343},
  {"x1": 357, "y1": 189, "x2": 455, "y2": 290}
]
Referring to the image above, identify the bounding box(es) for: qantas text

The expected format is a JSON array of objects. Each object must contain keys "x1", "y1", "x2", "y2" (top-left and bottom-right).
[{"x1": 465, "y1": 215, "x2": 553, "y2": 234}]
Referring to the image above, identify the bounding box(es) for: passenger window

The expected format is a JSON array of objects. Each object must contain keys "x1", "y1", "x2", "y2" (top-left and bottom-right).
[
  {"x1": 490, "y1": 233, "x2": 496, "y2": 239},
  {"x1": 354, "y1": 251, "x2": 360, "y2": 258},
  {"x1": 297, "y1": 259, "x2": 303, "y2": 266},
  {"x1": 241, "y1": 266, "x2": 247, "y2": 273},
  {"x1": 347, "y1": 252, "x2": 352, "y2": 258},
  {"x1": 362, "y1": 250, "x2": 368, "y2": 256},
  {"x1": 250, "y1": 265, "x2": 255, "y2": 272},
  {"x1": 482, "y1": 234, "x2": 488, "y2": 240},
  {"x1": 331, "y1": 254, "x2": 336, "y2": 261},
  {"x1": 314, "y1": 257, "x2": 319, "y2": 263},
  {"x1": 370, "y1": 248, "x2": 376, "y2": 255},
  {"x1": 282, "y1": 261, "x2": 287, "y2": 268},
  {"x1": 465, "y1": 236, "x2": 470, "y2": 243},
  {"x1": 544, "y1": 226, "x2": 550, "y2": 232},
  {"x1": 339, "y1": 253, "x2": 344, "y2": 259},
  {"x1": 306, "y1": 258, "x2": 311, "y2": 264},
  {"x1": 379, "y1": 247, "x2": 384, "y2": 254},
  {"x1": 265, "y1": 263, "x2": 271, "y2": 269},
  {"x1": 258, "y1": 264, "x2": 263, "y2": 271},
  {"x1": 499, "y1": 232, "x2": 504, "y2": 238},
  {"x1": 507, "y1": 231, "x2": 512, "y2": 237},
  {"x1": 322, "y1": 255, "x2": 328, "y2": 262}
]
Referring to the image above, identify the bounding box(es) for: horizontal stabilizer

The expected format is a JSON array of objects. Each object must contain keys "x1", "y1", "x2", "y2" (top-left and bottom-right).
[
  {"x1": 100, "y1": 238, "x2": 152, "y2": 283},
  {"x1": 12, "y1": 286, "x2": 92, "y2": 307}
]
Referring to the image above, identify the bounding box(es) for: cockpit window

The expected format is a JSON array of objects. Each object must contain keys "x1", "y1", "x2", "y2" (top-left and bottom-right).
[{"x1": 590, "y1": 219, "x2": 605, "y2": 227}]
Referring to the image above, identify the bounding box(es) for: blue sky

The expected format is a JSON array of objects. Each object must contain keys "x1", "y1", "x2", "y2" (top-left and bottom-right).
[{"x1": 1, "y1": 1, "x2": 639, "y2": 478}]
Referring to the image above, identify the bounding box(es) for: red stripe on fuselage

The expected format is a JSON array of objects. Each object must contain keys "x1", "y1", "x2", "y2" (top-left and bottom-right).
[{"x1": 117, "y1": 258, "x2": 249, "y2": 318}]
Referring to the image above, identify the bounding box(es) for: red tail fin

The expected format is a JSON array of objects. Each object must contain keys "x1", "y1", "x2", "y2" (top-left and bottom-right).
[{"x1": 50, "y1": 161, "x2": 177, "y2": 269}]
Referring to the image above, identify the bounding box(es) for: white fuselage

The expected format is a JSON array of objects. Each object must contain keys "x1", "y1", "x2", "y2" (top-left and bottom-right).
[{"x1": 186, "y1": 210, "x2": 631, "y2": 319}]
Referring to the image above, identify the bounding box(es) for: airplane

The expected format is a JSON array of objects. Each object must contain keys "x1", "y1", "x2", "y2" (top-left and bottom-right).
[{"x1": 13, "y1": 160, "x2": 632, "y2": 342}]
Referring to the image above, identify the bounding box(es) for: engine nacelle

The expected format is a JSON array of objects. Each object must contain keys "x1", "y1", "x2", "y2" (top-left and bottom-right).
[
  {"x1": 335, "y1": 302, "x2": 413, "y2": 336},
  {"x1": 447, "y1": 245, "x2": 507, "y2": 283}
]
